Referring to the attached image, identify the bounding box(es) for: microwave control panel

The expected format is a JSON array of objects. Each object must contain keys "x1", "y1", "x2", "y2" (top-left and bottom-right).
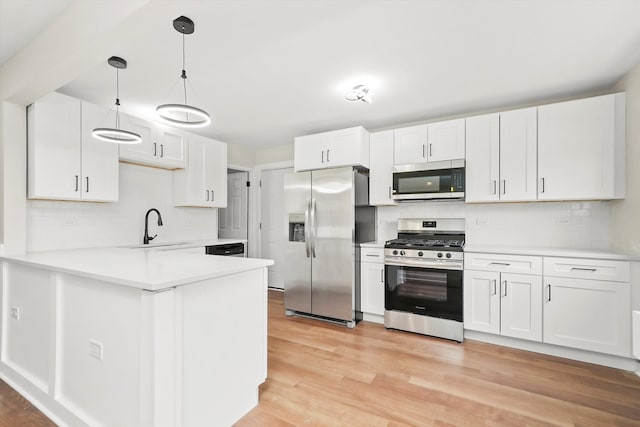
[{"x1": 451, "y1": 168, "x2": 465, "y2": 192}]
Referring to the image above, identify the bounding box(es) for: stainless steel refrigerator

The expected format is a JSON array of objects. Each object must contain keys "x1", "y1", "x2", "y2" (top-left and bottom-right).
[{"x1": 283, "y1": 167, "x2": 375, "y2": 327}]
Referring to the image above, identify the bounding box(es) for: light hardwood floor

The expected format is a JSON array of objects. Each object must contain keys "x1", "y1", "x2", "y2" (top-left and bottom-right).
[
  {"x1": 236, "y1": 290, "x2": 640, "y2": 426},
  {"x1": 1, "y1": 290, "x2": 639, "y2": 426}
]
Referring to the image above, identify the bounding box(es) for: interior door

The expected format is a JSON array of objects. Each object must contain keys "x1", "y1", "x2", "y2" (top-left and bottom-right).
[
  {"x1": 310, "y1": 167, "x2": 354, "y2": 321},
  {"x1": 260, "y1": 167, "x2": 293, "y2": 289},
  {"x1": 219, "y1": 171, "x2": 248, "y2": 240}
]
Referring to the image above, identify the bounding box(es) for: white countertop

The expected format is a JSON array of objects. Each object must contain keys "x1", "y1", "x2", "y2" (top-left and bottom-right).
[
  {"x1": 360, "y1": 241, "x2": 386, "y2": 248},
  {"x1": 120, "y1": 238, "x2": 247, "y2": 250},
  {"x1": 0, "y1": 245, "x2": 272, "y2": 291},
  {"x1": 463, "y1": 245, "x2": 640, "y2": 261}
]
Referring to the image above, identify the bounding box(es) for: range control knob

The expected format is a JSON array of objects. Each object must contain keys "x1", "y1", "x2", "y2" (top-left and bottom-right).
[
  {"x1": 446, "y1": 253, "x2": 452, "y2": 258},
  {"x1": 400, "y1": 250, "x2": 406, "y2": 256},
  {"x1": 437, "y1": 252, "x2": 443, "y2": 258},
  {"x1": 418, "y1": 251, "x2": 423, "y2": 257},
  {"x1": 392, "y1": 250, "x2": 398, "y2": 256}
]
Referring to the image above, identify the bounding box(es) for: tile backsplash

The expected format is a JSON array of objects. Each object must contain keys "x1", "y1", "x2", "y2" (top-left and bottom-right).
[
  {"x1": 27, "y1": 163, "x2": 218, "y2": 252},
  {"x1": 377, "y1": 200, "x2": 610, "y2": 249}
]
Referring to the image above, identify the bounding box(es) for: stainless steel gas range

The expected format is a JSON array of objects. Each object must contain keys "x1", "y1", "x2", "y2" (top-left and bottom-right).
[{"x1": 384, "y1": 218, "x2": 465, "y2": 342}]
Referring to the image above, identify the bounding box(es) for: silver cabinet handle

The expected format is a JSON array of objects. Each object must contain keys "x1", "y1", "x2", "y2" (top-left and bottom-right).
[
  {"x1": 326, "y1": 149, "x2": 330, "y2": 162},
  {"x1": 206, "y1": 190, "x2": 209, "y2": 201},
  {"x1": 422, "y1": 144, "x2": 425, "y2": 158},
  {"x1": 546, "y1": 284, "x2": 551, "y2": 302},
  {"x1": 366, "y1": 254, "x2": 380, "y2": 258},
  {"x1": 490, "y1": 262, "x2": 511, "y2": 266},
  {"x1": 388, "y1": 186, "x2": 393, "y2": 199},
  {"x1": 85, "y1": 177, "x2": 89, "y2": 193},
  {"x1": 501, "y1": 180, "x2": 506, "y2": 195},
  {"x1": 429, "y1": 143, "x2": 433, "y2": 157},
  {"x1": 74, "y1": 175, "x2": 79, "y2": 192},
  {"x1": 210, "y1": 189, "x2": 214, "y2": 201},
  {"x1": 491, "y1": 279, "x2": 497, "y2": 296},
  {"x1": 492, "y1": 180, "x2": 497, "y2": 195},
  {"x1": 380, "y1": 269, "x2": 384, "y2": 283},
  {"x1": 571, "y1": 267, "x2": 597, "y2": 272},
  {"x1": 304, "y1": 199, "x2": 311, "y2": 258},
  {"x1": 154, "y1": 142, "x2": 157, "y2": 156},
  {"x1": 311, "y1": 198, "x2": 317, "y2": 258},
  {"x1": 502, "y1": 280, "x2": 507, "y2": 297},
  {"x1": 540, "y1": 177, "x2": 545, "y2": 193},
  {"x1": 160, "y1": 144, "x2": 164, "y2": 158},
  {"x1": 321, "y1": 150, "x2": 325, "y2": 163}
]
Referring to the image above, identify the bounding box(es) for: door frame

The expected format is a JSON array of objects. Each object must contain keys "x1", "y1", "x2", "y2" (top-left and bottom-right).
[
  {"x1": 253, "y1": 160, "x2": 294, "y2": 260},
  {"x1": 226, "y1": 163, "x2": 254, "y2": 256}
]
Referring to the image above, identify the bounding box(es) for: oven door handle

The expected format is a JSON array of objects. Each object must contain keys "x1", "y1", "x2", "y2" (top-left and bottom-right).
[{"x1": 384, "y1": 259, "x2": 463, "y2": 271}]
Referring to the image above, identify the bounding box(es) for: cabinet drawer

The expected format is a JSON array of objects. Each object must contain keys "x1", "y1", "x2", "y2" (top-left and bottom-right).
[
  {"x1": 543, "y1": 257, "x2": 630, "y2": 282},
  {"x1": 361, "y1": 247, "x2": 384, "y2": 262},
  {"x1": 464, "y1": 252, "x2": 542, "y2": 275}
]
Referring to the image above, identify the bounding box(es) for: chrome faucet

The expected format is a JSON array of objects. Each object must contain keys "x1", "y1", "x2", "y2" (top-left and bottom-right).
[{"x1": 143, "y1": 208, "x2": 163, "y2": 244}]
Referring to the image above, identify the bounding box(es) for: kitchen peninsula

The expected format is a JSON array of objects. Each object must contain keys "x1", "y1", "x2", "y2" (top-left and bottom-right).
[{"x1": 0, "y1": 248, "x2": 273, "y2": 427}]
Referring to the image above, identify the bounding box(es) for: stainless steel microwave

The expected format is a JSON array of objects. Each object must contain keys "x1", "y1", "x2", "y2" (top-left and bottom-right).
[{"x1": 392, "y1": 160, "x2": 465, "y2": 201}]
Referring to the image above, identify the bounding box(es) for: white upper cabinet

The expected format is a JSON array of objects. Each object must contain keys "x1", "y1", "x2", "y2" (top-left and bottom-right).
[
  {"x1": 537, "y1": 93, "x2": 625, "y2": 201},
  {"x1": 119, "y1": 115, "x2": 188, "y2": 169},
  {"x1": 369, "y1": 130, "x2": 396, "y2": 206},
  {"x1": 466, "y1": 108, "x2": 537, "y2": 203},
  {"x1": 294, "y1": 126, "x2": 369, "y2": 172},
  {"x1": 426, "y1": 118, "x2": 465, "y2": 162},
  {"x1": 80, "y1": 102, "x2": 119, "y2": 202},
  {"x1": 28, "y1": 92, "x2": 118, "y2": 202},
  {"x1": 173, "y1": 134, "x2": 227, "y2": 208},
  {"x1": 393, "y1": 124, "x2": 427, "y2": 166}
]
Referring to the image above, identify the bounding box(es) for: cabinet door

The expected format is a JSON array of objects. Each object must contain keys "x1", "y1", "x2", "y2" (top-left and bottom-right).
[
  {"x1": 27, "y1": 92, "x2": 82, "y2": 200},
  {"x1": 500, "y1": 107, "x2": 537, "y2": 201},
  {"x1": 465, "y1": 114, "x2": 500, "y2": 202},
  {"x1": 118, "y1": 115, "x2": 155, "y2": 162},
  {"x1": 80, "y1": 102, "x2": 119, "y2": 202},
  {"x1": 427, "y1": 118, "x2": 465, "y2": 162},
  {"x1": 543, "y1": 277, "x2": 631, "y2": 357},
  {"x1": 393, "y1": 124, "x2": 427, "y2": 165},
  {"x1": 155, "y1": 125, "x2": 187, "y2": 168},
  {"x1": 361, "y1": 262, "x2": 385, "y2": 315},
  {"x1": 321, "y1": 127, "x2": 369, "y2": 169},
  {"x1": 369, "y1": 130, "x2": 396, "y2": 206},
  {"x1": 538, "y1": 94, "x2": 622, "y2": 200},
  {"x1": 294, "y1": 133, "x2": 326, "y2": 171},
  {"x1": 500, "y1": 273, "x2": 542, "y2": 342},
  {"x1": 204, "y1": 138, "x2": 227, "y2": 208},
  {"x1": 463, "y1": 270, "x2": 500, "y2": 334}
]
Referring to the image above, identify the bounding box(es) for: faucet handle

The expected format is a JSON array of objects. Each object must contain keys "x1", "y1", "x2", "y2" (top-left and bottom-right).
[{"x1": 149, "y1": 234, "x2": 157, "y2": 242}]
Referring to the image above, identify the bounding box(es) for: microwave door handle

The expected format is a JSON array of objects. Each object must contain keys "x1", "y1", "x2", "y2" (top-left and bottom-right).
[
  {"x1": 304, "y1": 199, "x2": 311, "y2": 257},
  {"x1": 311, "y1": 198, "x2": 317, "y2": 258}
]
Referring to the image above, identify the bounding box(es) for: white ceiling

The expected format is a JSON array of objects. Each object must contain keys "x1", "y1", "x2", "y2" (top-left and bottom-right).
[{"x1": 5, "y1": 0, "x2": 640, "y2": 150}]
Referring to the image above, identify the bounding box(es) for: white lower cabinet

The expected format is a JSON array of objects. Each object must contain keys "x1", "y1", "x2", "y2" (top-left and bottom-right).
[
  {"x1": 464, "y1": 269, "x2": 542, "y2": 341},
  {"x1": 543, "y1": 257, "x2": 631, "y2": 357},
  {"x1": 360, "y1": 247, "x2": 385, "y2": 318}
]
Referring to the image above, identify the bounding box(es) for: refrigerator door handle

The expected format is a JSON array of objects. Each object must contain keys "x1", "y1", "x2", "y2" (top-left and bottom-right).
[
  {"x1": 311, "y1": 198, "x2": 317, "y2": 258},
  {"x1": 304, "y1": 199, "x2": 311, "y2": 257}
]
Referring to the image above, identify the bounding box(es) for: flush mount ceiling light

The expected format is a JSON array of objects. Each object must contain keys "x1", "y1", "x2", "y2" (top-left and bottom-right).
[
  {"x1": 344, "y1": 84, "x2": 372, "y2": 104},
  {"x1": 92, "y1": 56, "x2": 142, "y2": 144},
  {"x1": 156, "y1": 16, "x2": 211, "y2": 128}
]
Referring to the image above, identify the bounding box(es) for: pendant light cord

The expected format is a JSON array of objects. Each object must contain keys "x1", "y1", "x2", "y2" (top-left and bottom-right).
[
  {"x1": 182, "y1": 28, "x2": 189, "y2": 119},
  {"x1": 115, "y1": 67, "x2": 121, "y2": 131}
]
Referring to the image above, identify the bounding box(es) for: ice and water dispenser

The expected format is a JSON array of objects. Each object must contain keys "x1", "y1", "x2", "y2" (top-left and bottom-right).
[{"x1": 288, "y1": 213, "x2": 305, "y2": 242}]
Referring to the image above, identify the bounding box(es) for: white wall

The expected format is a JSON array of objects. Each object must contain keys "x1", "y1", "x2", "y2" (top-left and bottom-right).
[
  {"x1": 377, "y1": 200, "x2": 610, "y2": 248},
  {"x1": 612, "y1": 64, "x2": 640, "y2": 254},
  {"x1": 26, "y1": 163, "x2": 218, "y2": 252}
]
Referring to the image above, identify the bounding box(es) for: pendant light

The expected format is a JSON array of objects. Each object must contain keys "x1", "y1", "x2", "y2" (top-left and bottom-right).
[
  {"x1": 92, "y1": 56, "x2": 142, "y2": 144},
  {"x1": 156, "y1": 16, "x2": 211, "y2": 128}
]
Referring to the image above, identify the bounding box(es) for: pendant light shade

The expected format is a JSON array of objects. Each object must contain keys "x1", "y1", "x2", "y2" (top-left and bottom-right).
[
  {"x1": 92, "y1": 56, "x2": 142, "y2": 144},
  {"x1": 156, "y1": 16, "x2": 211, "y2": 128}
]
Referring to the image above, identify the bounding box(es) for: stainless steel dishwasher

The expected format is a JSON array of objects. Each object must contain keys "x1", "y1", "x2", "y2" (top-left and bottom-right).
[{"x1": 205, "y1": 242, "x2": 246, "y2": 257}]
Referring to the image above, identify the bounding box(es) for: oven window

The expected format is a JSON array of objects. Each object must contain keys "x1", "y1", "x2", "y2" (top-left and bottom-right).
[{"x1": 396, "y1": 269, "x2": 447, "y2": 301}]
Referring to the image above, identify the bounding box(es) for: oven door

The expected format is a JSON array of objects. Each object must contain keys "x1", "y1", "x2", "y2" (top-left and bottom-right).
[{"x1": 385, "y1": 263, "x2": 462, "y2": 321}]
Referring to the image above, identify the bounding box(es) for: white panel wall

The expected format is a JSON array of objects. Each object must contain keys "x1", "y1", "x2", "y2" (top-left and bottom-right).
[
  {"x1": 26, "y1": 163, "x2": 218, "y2": 252},
  {"x1": 377, "y1": 200, "x2": 610, "y2": 248}
]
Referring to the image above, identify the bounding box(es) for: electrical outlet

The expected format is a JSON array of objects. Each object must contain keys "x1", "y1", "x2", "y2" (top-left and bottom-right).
[
  {"x1": 89, "y1": 340, "x2": 103, "y2": 361},
  {"x1": 10, "y1": 306, "x2": 19, "y2": 320}
]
